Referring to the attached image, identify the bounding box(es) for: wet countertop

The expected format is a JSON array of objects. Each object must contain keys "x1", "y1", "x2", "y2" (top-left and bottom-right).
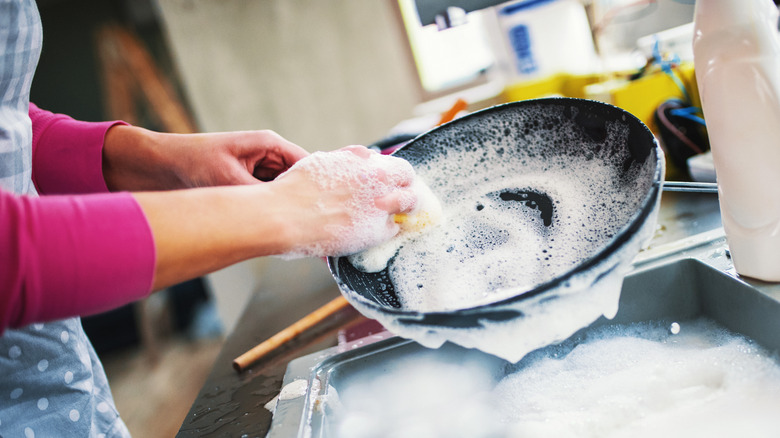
[{"x1": 176, "y1": 190, "x2": 723, "y2": 437}]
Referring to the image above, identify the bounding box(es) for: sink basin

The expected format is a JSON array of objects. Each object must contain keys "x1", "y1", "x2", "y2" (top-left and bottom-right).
[{"x1": 267, "y1": 230, "x2": 780, "y2": 437}]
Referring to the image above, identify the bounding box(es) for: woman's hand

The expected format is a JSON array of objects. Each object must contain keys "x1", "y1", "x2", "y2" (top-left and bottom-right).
[
  {"x1": 133, "y1": 145, "x2": 418, "y2": 290},
  {"x1": 103, "y1": 125, "x2": 309, "y2": 191},
  {"x1": 269, "y1": 145, "x2": 418, "y2": 258}
]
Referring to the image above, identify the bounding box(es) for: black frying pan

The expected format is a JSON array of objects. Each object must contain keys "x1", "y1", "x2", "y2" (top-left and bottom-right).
[{"x1": 327, "y1": 98, "x2": 664, "y2": 355}]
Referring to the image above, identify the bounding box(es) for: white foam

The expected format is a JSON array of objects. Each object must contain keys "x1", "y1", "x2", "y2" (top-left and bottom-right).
[
  {"x1": 385, "y1": 131, "x2": 646, "y2": 311},
  {"x1": 279, "y1": 379, "x2": 309, "y2": 400},
  {"x1": 329, "y1": 318, "x2": 780, "y2": 438},
  {"x1": 265, "y1": 378, "x2": 311, "y2": 413},
  {"x1": 275, "y1": 148, "x2": 416, "y2": 258},
  {"x1": 348, "y1": 176, "x2": 443, "y2": 273},
  {"x1": 494, "y1": 319, "x2": 780, "y2": 437}
]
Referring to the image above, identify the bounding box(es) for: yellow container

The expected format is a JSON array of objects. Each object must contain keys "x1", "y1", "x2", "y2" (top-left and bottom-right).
[
  {"x1": 501, "y1": 72, "x2": 604, "y2": 102},
  {"x1": 593, "y1": 62, "x2": 700, "y2": 134},
  {"x1": 500, "y1": 63, "x2": 700, "y2": 136}
]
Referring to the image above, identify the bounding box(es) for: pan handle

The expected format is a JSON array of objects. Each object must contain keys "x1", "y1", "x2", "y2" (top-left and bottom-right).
[
  {"x1": 396, "y1": 309, "x2": 523, "y2": 329},
  {"x1": 660, "y1": 181, "x2": 718, "y2": 194}
]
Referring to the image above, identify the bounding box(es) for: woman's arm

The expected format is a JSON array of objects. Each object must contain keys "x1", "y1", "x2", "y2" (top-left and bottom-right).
[
  {"x1": 102, "y1": 125, "x2": 310, "y2": 191},
  {"x1": 30, "y1": 104, "x2": 310, "y2": 194},
  {"x1": 3, "y1": 143, "x2": 414, "y2": 331},
  {"x1": 134, "y1": 146, "x2": 416, "y2": 290}
]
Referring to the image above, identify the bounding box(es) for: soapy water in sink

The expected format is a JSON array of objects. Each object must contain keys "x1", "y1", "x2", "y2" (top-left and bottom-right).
[{"x1": 327, "y1": 318, "x2": 780, "y2": 438}]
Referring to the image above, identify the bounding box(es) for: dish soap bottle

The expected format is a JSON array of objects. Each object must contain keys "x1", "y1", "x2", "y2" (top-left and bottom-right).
[{"x1": 693, "y1": 0, "x2": 780, "y2": 282}]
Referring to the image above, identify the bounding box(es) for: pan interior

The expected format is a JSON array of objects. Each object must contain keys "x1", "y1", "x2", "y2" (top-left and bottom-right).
[{"x1": 344, "y1": 100, "x2": 658, "y2": 313}]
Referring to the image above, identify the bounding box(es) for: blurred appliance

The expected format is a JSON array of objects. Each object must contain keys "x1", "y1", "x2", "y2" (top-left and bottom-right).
[{"x1": 414, "y1": 0, "x2": 511, "y2": 29}]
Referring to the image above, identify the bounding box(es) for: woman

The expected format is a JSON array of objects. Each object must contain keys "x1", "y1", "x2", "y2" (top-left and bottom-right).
[{"x1": 1, "y1": 1, "x2": 415, "y2": 436}]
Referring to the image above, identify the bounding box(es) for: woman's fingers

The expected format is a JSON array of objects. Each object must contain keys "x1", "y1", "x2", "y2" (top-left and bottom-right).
[
  {"x1": 341, "y1": 144, "x2": 373, "y2": 159},
  {"x1": 375, "y1": 189, "x2": 417, "y2": 215}
]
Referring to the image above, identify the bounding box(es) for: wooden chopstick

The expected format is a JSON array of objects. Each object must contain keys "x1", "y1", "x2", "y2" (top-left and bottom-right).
[{"x1": 232, "y1": 295, "x2": 352, "y2": 372}]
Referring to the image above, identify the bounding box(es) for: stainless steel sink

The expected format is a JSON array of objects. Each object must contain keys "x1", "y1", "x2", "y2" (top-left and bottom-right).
[{"x1": 267, "y1": 228, "x2": 780, "y2": 437}]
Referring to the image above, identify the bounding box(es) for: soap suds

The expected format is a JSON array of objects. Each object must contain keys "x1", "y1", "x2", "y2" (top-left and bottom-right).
[
  {"x1": 330, "y1": 318, "x2": 780, "y2": 438},
  {"x1": 382, "y1": 120, "x2": 647, "y2": 312},
  {"x1": 265, "y1": 378, "x2": 310, "y2": 413},
  {"x1": 388, "y1": 162, "x2": 635, "y2": 312},
  {"x1": 348, "y1": 176, "x2": 443, "y2": 273},
  {"x1": 276, "y1": 148, "x2": 416, "y2": 258}
]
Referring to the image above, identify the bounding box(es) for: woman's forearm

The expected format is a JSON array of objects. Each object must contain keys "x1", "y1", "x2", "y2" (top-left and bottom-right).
[
  {"x1": 133, "y1": 145, "x2": 417, "y2": 291},
  {"x1": 0, "y1": 183, "x2": 287, "y2": 331},
  {"x1": 102, "y1": 125, "x2": 310, "y2": 192},
  {"x1": 133, "y1": 183, "x2": 291, "y2": 291}
]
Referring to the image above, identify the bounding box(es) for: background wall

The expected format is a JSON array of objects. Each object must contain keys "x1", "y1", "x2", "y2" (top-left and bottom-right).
[
  {"x1": 154, "y1": 0, "x2": 420, "y2": 150},
  {"x1": 153, "y1": 0, "x2": 423, "y2": 331}
]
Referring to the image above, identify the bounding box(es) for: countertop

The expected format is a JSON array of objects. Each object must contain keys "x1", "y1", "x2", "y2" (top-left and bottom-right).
[{"x1": 176, "y1": 190, "x2": 723, "y2": 437}]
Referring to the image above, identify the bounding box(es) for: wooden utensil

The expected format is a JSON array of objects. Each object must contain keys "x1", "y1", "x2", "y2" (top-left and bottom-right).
[{"x1": 232, "y1": 296, "x2": 352, "y2": 372}]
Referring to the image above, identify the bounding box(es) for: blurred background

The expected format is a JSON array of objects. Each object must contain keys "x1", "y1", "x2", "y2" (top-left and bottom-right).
[{"x1": 30, "y1": 0, "x2": 777, "y2": 436}]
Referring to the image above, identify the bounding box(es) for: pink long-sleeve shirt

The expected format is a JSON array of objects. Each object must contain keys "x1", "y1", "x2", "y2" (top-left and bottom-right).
[{"x1": 0, "y1": 105, "x2": 156, "y2": 332}]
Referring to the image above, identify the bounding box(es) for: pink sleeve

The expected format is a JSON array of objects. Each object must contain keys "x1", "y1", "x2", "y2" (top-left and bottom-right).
[
  {"x1": 0, "y1": 190, "x2": 156, "y2": 331},
  {"x1": 0, "y1": 105, "x2": 156, "y2": 332},
  {"x1": 29, "y1": 103, "x2": 128, "y2": 195}
]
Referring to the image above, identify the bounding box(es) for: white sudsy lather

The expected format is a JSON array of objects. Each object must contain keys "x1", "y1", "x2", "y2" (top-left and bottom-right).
[
  {"x1": 274, "y1": 147, "x2": 416, "y2": 259},
  {"x1": 330, "y1": 318, "x2": 780, "y2": 438},
  {"x1": 348, "y1": 176, "x2": 443, "y2": 273}
]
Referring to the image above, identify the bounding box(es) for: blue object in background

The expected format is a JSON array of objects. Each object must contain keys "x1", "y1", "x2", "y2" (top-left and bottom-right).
[{"x1": 508, "y1": 24, "x2": 538, "y2": 75}]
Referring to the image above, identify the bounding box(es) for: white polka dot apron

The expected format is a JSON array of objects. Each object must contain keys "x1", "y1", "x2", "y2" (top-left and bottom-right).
[
  {"x1": 0, "y1": 320, "x2": 131, "y2": 437},
  {"x1": 1, "y1": 1, "x2": 131, "y2": 436}
]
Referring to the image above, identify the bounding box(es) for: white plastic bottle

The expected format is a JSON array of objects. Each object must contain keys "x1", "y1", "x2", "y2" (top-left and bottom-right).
[{"x1": 693, "y1": 0, "x2": 780, "y2": 282}]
